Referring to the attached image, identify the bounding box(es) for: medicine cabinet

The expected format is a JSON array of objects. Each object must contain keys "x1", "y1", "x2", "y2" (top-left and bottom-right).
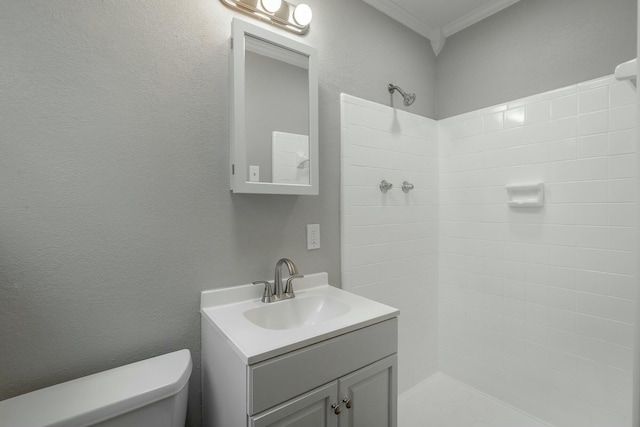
[{"x1": 229, "y1": 18, "x2": 318, "y2": 195}]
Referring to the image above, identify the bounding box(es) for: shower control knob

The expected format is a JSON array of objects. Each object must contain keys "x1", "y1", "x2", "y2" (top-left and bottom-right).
[
  {"x1": 332, "y1": 403, "x2": 341, "y2": 414},
  {"x1": 379, "y1": 180, "x2": 393, "y2": 193},
  {"x1": 402, "y1": 181, "x2": 414, "y2": 193}
]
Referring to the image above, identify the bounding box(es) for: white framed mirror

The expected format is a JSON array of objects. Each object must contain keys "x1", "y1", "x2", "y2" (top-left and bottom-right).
[{"x1": 230, "y1": 18, "x2": 318, "y2": 195}]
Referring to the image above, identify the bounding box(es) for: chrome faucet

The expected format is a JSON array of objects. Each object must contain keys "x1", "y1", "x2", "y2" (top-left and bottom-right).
[
  {"x1": 274, "y1": 258, "x2": 302, "y2": 300},
  {"x1": 253, "y1": 258, "x2": 303, "y2": 303}
]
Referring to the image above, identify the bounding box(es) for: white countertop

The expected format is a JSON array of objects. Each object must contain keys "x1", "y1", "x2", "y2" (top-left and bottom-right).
[{"x1": 200, "y1": 273, "x2": 399, "y2": 364}]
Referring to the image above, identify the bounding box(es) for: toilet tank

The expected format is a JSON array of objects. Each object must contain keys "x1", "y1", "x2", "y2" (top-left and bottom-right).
[{"x1": 0, "y1": 349, "x2": 192, "y2": 427}]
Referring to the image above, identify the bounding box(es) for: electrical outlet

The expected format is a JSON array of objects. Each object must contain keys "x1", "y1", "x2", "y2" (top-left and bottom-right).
[
  {"x1": 306, "y1": 224, "x2": 320, "y2": 250},
  {"x1": 249, "y1": 165, "x2": 260, "y2": 182}
]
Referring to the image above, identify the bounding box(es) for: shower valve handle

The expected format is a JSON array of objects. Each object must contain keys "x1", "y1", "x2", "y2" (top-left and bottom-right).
[
  {"x1": 402, "y1": 181, "x2": 414, "y2": 193},
  {"x1": 379, "y1": 180, "x2": 393, "y2": 193}
]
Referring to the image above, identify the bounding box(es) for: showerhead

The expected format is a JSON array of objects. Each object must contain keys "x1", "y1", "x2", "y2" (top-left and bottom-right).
[{"x1": 388, "y1": 83, "x2": 416, "y2": 106}]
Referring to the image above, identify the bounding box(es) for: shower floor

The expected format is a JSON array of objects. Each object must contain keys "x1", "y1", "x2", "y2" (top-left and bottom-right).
[{"x1": 398, "y1": 373, "x2": 551, "y2": 427}]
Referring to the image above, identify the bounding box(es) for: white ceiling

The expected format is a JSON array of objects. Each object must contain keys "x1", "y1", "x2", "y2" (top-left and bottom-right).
[{"x1": 362, "y1": 0, "x2": 521, "y2": 55}]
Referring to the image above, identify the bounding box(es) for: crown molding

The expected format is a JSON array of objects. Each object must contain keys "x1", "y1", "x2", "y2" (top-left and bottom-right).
[
  {"x1": 442, "y1": 0, "x2": 520, "y2": 37},
  {"x1": 362, "y1": 0, "x2": 439, "y2": 42},
  {"x1": 430, "y1": 27, "x2": 446, "y2": 56},
  {"x1": 362, "y1": 0, "x2": 520, "y2": 55}
]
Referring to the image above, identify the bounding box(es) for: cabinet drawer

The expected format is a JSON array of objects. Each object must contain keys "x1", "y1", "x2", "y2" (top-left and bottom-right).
[
  {"x1": 250, "y1": 382, "x2": 338, "y2": 427},
  {"x1": 248, "y1": 318, "x2": 398, "y2": 415}
]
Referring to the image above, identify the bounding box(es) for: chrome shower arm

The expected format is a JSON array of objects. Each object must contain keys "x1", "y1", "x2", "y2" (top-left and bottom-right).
[{"x1": 388, "y1": 84, "x2": 407, "y2": 97}]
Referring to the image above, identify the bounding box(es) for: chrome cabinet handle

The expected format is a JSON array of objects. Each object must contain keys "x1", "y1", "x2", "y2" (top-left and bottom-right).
[
  {"x1": 331, "y1": 403, "x2": 341, "y2": 415},
  {"x1": 402, "y1": 181, "x2": 414, "y2": 193},
  {"x1": 252, "y1": 281, "x2": 274, "y2": 303},
  {"x1": 342, "y1": 397, "x2": 352, "y2": 409},
  {"x1": 379, "y1": 180, "x2": 393, "y2": 193}
]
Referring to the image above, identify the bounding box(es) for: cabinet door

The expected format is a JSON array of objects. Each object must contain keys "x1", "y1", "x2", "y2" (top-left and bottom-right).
[
  {"x1": 250, "y1": 382, "x2": 339, "y2": 427},
  {"x1": 337, "y1": 355, "x2": 397, "y2": 427}
]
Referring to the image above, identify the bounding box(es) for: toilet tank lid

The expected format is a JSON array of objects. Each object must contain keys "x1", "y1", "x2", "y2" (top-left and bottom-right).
[{"x1": 0, "y1": 349, "x2": 192, "y2": 427}]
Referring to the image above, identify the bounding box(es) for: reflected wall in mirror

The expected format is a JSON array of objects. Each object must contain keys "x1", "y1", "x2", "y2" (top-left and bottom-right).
[
  {"x1": 245, "y1": 36, "x2": 309, "y2": 185},
  {"x1": 230, "y1": 18, "x2": 318, "y2": 195}
]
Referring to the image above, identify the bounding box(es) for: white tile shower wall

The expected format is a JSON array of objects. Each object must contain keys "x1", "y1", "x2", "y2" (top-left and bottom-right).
[
  {"x1": 438, "y1": 75, "x2": 637, "y2": 427},
  {"x1": 340, "y1": 94, "x2": 439, "y2": 393}
]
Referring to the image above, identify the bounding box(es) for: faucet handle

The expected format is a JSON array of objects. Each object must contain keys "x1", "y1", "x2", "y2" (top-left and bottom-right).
[
  {"x1": 252, "y1": 281, "x2": 275, "y2": 303},
  {"x1": 284, "y1": 275, "x2": 303, "y2": 297}
]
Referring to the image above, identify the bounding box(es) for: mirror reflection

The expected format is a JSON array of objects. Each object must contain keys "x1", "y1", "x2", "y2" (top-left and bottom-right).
[{"x1": 244, "y1": 35, "x2": 310, "y2": 185}]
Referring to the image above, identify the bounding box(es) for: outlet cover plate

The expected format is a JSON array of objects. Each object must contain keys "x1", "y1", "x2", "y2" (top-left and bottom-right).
[
  {"x1": 306, "y1": 224, "x2": 320, "y2": 250},
  {"x1": 249, "y1": 165, "x2": 260, "y2": 182}
]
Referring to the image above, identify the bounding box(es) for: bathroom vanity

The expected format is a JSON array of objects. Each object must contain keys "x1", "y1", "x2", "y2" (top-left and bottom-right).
[{"x1": 200, "y1": 273, "x2": 399, "y2": 427}]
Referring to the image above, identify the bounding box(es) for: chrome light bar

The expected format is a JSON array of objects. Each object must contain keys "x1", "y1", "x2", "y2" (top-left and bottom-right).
[{"x1": 221, "y1": 0, "x2": 312, "y2": 35}]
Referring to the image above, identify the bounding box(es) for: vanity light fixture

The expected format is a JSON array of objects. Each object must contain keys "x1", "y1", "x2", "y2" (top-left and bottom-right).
[
  {"x1": 261, "y1": 0, "x2": 282, "y2": 13},
  {"x1": 221, "y1": 0, "x2": 312, "y2": 35},
  {"x1": 292, "y1": 3, "x2": 312, "y2": 26}
]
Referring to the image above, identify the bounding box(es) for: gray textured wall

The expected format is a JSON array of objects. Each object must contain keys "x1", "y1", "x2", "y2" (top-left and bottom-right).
[
  {"x1": 435, "y1": 0, "x2": 638, "y2": 119},
  {"x1": 0, "y1": 1, "x2": 435, "y2": 426}
]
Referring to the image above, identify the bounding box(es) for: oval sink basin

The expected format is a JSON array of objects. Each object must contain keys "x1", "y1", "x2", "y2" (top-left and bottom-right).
[{"x1": 243, "y1": 294, "x2": 351, "y2": 330}]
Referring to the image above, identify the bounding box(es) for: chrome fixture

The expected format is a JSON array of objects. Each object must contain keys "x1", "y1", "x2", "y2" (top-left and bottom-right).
[
  {"x1": 379, "y1": 180, "x2": 393, "y2": 193},
  {"x1": 252, "y1": 280, "x2": 276, "y2": 303},
  {"x1": 388, "y1": 84, "x2": 416, "y2": 106},
  {"x1": 297, "y1": 156, "x2": 310, "y2": 169},
  {"x1": 252, "y1": 257, "x2": 302, "y2": 303},
  {"x1": 284, "y1": 274, "x2": 303, "y2": 298},
  {"x1": 221, "y1": 0, "x2": 312, "y2": 35},
  {"x1": 401, "y1": 181, "x2": 414, "y2": 193},
  {"x1": 275, "y1": 258, "x2": 300, "y2": 299}
]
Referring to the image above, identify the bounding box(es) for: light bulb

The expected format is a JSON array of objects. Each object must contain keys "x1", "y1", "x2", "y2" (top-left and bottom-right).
[
  {"x1": 293, "y1": 3, "x2": 312, "y2": 26},
  {"x1": 261, "y1": 0, "x2": 282, "y2": 13}
]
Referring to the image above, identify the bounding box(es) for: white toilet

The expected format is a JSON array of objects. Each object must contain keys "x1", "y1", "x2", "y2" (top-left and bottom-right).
[{"x1": 0, "y1": 349, "x2": 192, "y2": 427}]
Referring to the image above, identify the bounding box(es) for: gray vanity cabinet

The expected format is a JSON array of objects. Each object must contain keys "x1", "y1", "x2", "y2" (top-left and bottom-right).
[
  {"x1": 202, "y1": 315, "x2": 398, "y2": 427},
  {"x1": 249, "y1": 354, "x2": 397, "y2": 427}
]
